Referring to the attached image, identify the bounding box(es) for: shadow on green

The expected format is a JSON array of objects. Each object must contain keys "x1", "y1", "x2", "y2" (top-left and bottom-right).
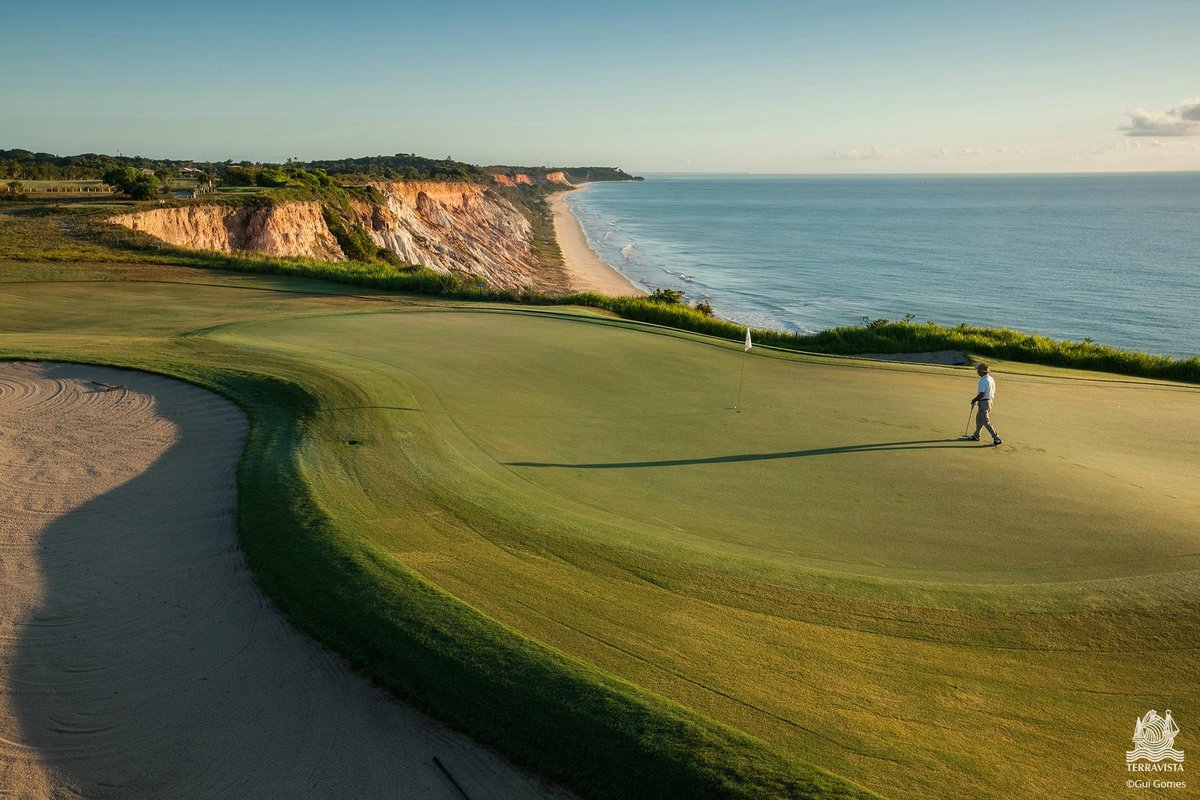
[{"x1": 508, "y1": 438, "x2": 975, "y2": 468}]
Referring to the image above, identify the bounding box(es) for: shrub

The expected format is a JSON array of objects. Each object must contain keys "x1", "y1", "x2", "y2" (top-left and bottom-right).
[
  {"x1": 223, "y1": 165, "x2": 259, "y2": 186},
  {"x1": 126, "y1": 175, "x2": 161, "y2": 200},
  {"x1": 320, "y1": 207, "x2": 377, "y2": 262},
  {"x1": 648, "y1": 288, "x2": 685, "y2": 305},
  {"x1": 255, "y1": 170, "x2": 291, "y2": 188},
  {"x1": 102, "y1": 167, "x2": 162, "y2": 199}
]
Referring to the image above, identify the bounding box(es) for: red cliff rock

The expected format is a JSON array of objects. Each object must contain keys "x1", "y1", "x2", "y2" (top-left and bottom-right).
[
  {"x1": 110, "y1": 181, "x2": 563, "y2": 292},
  {"x1": 110, "y1": 202, "x2": 344, "y2": 261}
]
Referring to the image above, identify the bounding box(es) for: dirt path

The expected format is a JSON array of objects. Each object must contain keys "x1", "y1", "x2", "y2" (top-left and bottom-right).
[{"x1": 0, "y1": 362, "x2": 572, "y2": 800}]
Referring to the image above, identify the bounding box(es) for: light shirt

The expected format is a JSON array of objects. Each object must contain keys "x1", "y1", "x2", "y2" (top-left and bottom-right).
[{"x1": 978, "y1": 374, "x2": 996, "y2": 401}]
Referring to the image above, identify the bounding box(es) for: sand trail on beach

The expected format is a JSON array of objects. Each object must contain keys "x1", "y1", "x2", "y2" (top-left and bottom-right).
[
  {"x1": 0, "y1": 362, "x2": 570, "y2": 800},
  {"x1": 549, "y1": 189, "x2": 645, "y2": 296}
]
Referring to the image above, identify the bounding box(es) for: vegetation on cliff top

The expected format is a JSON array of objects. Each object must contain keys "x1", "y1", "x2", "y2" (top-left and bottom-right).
[
  {"x1": 0, "y1": 148, "x2": 489, "y2": 183},
  {"x1": 100, "y1": 166, "x2": 167, "y2": 200},
  {"x1": 492, "y1": 185, "x2": 565, "y2": 269},
  {"x1": 1, "y1": 148, "x2": 641, "y2": 185},
  {"x1": 1, "y1": 148, "x2": 201, "y2": 180},
  {"x1": 484, "y1": 165, "x2": 643, "y2": 183},
  {"x1": 303, "y1": 153, "x2": 486, "y2": 181}
]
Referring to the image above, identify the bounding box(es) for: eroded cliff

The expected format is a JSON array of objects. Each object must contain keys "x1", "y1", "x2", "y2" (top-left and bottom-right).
[
  {"x1": 350, "y1": 182, "x2": 549, "y2": 291},
  {"x1": 110, "y1": 202, "x2": 345, "y2": 261},
  {"x1": 490, "y1": 171, "x2": 573, "y2": 187},
  {"x1": 110, "y1": 182, "x2": 562, "y2": 292}
]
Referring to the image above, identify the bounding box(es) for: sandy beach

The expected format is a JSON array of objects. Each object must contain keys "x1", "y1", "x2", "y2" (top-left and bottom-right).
[
  {"x1": 549, "y1": 187, "x2": 645, "y2": 296},
  {"x1": 0, "y1": 362, "x2": 572, "y2": 800}
]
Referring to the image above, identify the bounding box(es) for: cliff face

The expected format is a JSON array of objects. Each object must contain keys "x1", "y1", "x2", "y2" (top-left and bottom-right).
[
  {"x1": 110, "y1": 182, "x2": 559, "y2": 292},
  {"x1": 110, "y1": 202, "x2": 345, "y2": 261},
  {"x1": 350, "y1": 181, "x2": 548, "y2": 291},
  {"x1": 489, "y1": 171, "x2": 574, "y2": 188}
]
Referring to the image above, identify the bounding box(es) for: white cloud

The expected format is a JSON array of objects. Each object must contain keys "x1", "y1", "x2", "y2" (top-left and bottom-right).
[
  {"x1": 932, "y1": 146, "x2": 1028, "y2": 158},
  {"x1": 1123, "y1": 98, "x2": 1200, "y2": 137},
  {"x1": 933, "y1": 147, "x2": 983, "y2": 158},
  {"x1": 828, "y1": 145, "x2": 901, "y2": 161},
  {"x1": 1074, "y1": 136, "x2": 1200, "y2": 164},
  {"x1": 1093, "y1": 138, "x2": 1170, "y2": 153}
]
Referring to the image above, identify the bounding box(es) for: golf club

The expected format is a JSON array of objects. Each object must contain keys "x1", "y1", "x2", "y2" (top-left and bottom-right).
[{"x1": 963, "y1": 404, "x2": 974, "y2": 438}]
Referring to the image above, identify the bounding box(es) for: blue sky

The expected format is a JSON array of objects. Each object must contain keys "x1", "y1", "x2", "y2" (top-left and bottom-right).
[{"x1": 2, "y1": 0, "x2": 1197, "y2": 172}]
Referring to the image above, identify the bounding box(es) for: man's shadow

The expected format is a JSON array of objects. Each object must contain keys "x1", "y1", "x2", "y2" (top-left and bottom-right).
[{"x1": 508, "y1": 438, "x2": 975, "y2": 469}]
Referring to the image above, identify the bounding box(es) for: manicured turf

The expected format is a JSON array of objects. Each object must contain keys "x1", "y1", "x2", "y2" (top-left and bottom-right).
[
  {"x1": 2, "y1": 263, "x2": 1197, "y2": 800},
  {"x1": 224, "y1": 308, "x2": 1200, "y2": 584}
]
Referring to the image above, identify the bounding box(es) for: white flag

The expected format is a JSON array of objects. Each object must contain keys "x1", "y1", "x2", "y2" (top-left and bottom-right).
[{"x1": 744, "y1": 327, "x2": 753, "y2": 352}]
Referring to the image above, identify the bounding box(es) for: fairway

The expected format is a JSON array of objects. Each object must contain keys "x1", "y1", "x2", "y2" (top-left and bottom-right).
[{"x1": 3, "y1": 269, "x2": 1197, "y2": 800}]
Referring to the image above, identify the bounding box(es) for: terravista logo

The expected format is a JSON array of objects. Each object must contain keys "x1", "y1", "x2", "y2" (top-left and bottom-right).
[{"x1": 1126, "y1": 709, "x2": 1184, "y2": 772}]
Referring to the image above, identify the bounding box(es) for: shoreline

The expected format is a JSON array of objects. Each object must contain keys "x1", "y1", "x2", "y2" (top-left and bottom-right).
[{"x1": 549, "y1": 186, "x2": 645, "y2": 296}]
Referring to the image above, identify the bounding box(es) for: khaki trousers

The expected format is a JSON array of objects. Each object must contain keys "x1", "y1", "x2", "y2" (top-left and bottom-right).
[{"x1": 975, "y1": 399, "x2": 998, "y2": 438}]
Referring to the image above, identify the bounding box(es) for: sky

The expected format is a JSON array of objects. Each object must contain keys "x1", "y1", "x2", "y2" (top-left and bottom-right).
[{"x1": 1, "y1": 0, "x2": 1198, "y2": 173}]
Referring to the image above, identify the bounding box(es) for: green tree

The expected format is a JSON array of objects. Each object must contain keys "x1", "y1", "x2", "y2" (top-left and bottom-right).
[
  {"x1": 103, "y1": 166, "x2": 163, "y2": 199},
  {"x1": 125, "y1": 174, "x2": 161, "y2": 200},
  {"x1": 102, "y1": 166, "x2": 138, "y2": 190},
  {"x1": 254, "y1": 169, "x2": 291, "y2": 187},
  {"x1": 223, "y1": 165, "x2": 259, "y2": 186}
]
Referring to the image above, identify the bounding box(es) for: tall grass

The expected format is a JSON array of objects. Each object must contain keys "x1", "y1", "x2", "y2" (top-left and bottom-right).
[
  {"x1": 565, "y1": 296, "x2": 1200, "y2": 384},
  {"x1": 493, "y1": 185, "x2": 565, "y2": 268}
]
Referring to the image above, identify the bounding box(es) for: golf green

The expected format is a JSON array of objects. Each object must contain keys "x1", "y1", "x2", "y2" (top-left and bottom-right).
[{"x1": 221, "y1": 307, "x2": 1200, "y2": 584}]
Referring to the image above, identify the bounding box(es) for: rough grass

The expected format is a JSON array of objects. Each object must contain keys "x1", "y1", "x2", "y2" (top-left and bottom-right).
[
  {"x1": 493, "y1": 185, "x2": 566, "y2": 268},
  {"x1": 575, "y1": 296, "x2": 1200, "y2": 383}
]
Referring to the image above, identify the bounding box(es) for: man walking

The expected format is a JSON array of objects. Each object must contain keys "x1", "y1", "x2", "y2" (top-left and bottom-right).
[{"x1": 967, "y1": 364, "x2": 1002, "y2": 445}]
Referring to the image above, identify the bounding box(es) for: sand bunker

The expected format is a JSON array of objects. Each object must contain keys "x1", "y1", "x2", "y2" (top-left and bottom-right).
[{"x1": 0, "y1": 362, "x2": 571, "y2": 799}]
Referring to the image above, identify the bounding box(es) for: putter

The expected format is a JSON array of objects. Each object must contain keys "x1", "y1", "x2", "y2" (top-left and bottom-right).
[{"x1": 963, "y1": 404, "x2": 974, "y2": 438}]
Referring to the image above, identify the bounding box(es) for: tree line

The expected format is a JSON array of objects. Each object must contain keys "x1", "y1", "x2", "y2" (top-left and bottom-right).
[
  {"x1": 1, "y1": 149, "x2": 640, "y2": 185},
  {"x1": 0, "y1": 149, "x2": 219, "y2": 180}
]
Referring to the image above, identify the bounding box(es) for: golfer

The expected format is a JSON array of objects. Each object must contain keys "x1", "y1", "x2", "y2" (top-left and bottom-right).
[{"x1": 967, "y1": 364, "x2": 1002, "y2": 445}]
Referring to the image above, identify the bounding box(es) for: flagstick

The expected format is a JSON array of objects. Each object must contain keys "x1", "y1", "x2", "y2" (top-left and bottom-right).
[
  {"x1": 736, "y1": 349, "x2": 747, "y2": 413},
  {"x1": 736, "y1": 326, "x2": 752, "y2": 413}
]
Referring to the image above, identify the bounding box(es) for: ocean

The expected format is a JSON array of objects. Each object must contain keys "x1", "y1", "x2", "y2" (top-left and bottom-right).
[{"x1": 566, "y1": 173, "x2": 1200, "y2": 358}]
